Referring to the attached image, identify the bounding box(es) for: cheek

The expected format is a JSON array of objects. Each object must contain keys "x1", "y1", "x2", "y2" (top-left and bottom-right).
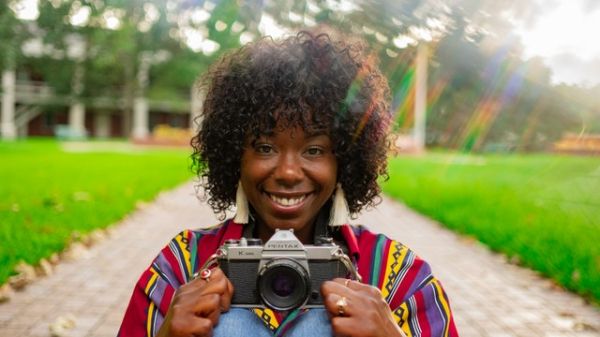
[
  {"x1": 247, "y1": 161, "x2": 273, "y2": 179},
  {"x1": 316, "y1": 159, "x2": 338, "y2": 190},
  {"x1": 329, "y1": 157, "x2": 338, "y2": 180},
  {"x1": 240, "y1": 161, "x2": 278, "y2": 196}
]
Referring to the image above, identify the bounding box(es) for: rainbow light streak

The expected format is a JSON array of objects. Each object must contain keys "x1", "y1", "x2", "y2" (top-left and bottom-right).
[
  {"x1": 341, "y1": 56, "x2": 381, "y2": 142},
  {"x1": 425, "y1": 77, "x2": 449, "y2": 117},
  {"x1": 517, "y1": 99, "x2": 545, "y2": 150},
  {"x1": 393, "y1": 67, "x2": 416, "y2": 130},
  {"x1": 502, "y1": 65, "x2": 525, "y2": 104},
  {"x1": 473, "y1": 66, "x2": 525, "y2": 147},
  {"x1": 353, "y1": 96, "x2": 377, "y2": 141},
  {"x1": 389, "y1": 45, "x2": 451, "y2": 133},
  {"x1": 458, "y1": 45, "x2": 526, "y2": 151},
  {"x1": 350, "y1": 90, "x2": 373, "y2": 141}
]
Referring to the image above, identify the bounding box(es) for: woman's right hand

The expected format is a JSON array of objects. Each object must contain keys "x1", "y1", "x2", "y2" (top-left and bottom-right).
[{"x1": 157, "y1": 267, "x2": 234, "y2": 337}]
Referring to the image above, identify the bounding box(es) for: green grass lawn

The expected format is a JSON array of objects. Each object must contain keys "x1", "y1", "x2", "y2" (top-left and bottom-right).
[
  {"x1": 382, "y1": 152, "x2": 600, "y2": 303},
  {"x1": 0, "y1": 139, "x2": 193, "y2": 285}
]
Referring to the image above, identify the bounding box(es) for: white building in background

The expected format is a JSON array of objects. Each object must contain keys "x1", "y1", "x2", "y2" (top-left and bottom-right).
[
  {"x1": 1, "y1": 21, "x2": 192, "y2": 141},
  {"x1": 0, "y1": 76, "x2": 194, "y2": 140},
  {"x1": 1, "y1": 43, "x2": 193, "y2": 141}
]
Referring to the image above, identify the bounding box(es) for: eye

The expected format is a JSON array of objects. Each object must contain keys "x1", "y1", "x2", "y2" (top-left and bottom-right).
[
  {"x1": 305, "y1": 146, "x2": 324, "y2": 156},
  {"x1": 255, "y1": 144, "x2": 274, "y2": 154}
]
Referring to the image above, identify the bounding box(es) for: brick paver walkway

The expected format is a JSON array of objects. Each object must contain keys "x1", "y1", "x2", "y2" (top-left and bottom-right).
[{"x1": 1, "y1": 182, "x2": 599, "y2": 337}]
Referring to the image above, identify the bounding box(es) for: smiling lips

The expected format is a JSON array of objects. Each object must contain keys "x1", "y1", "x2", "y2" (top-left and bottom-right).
[{"x1": 267, "y1": 193, "x2": 308, "y2": 207}]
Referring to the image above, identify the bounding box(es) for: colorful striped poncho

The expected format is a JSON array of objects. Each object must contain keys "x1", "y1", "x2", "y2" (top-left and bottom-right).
[{"x1": 118, "y1": 220, "x2": 458, "y2": 336}]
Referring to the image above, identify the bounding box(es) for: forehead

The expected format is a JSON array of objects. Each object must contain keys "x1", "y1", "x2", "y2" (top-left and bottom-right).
[
  {"x1": 252, "y1": 111, "x2": 331, "y2": 136},
  {"x1": 246, "y1": 124, "x2": 330, "y2": 144}
]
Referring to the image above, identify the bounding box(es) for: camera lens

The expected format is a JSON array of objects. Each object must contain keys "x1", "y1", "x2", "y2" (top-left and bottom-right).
[
  {"x1": 257, "y1": 259, "x2": 310, "y2": 311},
  {"x1": 271, "y1": 272, "x2": 295, "y2": 297}
]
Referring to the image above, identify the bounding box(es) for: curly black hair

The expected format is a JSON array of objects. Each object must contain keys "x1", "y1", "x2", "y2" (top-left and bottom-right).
[{"x1": 191, "y1": 30, "x2": 391, "y2": 219}]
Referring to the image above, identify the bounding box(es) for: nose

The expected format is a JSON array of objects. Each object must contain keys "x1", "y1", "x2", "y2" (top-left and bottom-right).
[{"x1": 273, "y1": 151, "x2": 304, "y2": 187}]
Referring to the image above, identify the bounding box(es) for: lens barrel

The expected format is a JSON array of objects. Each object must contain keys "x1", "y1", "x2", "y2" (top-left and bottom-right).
[{"x1": 257, "y1": 258, "x2": 311, "y2": 311}]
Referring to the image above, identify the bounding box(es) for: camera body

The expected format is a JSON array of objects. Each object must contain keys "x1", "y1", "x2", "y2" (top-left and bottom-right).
[{"x1": 217, "y1": 229, "x2": 354, "y2": 311}]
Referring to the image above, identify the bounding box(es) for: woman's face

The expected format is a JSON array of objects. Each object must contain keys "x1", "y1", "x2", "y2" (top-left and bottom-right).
[{"x1": 240, "y1": 125, "x2": 338, "y2": 243}]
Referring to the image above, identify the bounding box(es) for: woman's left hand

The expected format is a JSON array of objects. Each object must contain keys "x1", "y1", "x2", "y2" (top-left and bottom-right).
[{"x1": 321, "y1": 278, "x2": 407, "y2": 337}]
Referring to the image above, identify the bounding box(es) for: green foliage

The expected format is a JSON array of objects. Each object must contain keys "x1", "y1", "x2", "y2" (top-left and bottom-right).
[
  {"x1": 206, "y1": 0, "x2": 244, "y2": 53},
  {"x1": 0, "y1": 2, "x2": 29, "y2": 70},
  {"x1": 382, "y1": 153, "x2": 600, "y2": 303},
  {"x1": 0, "y1": 139, "x2": 193, "y2": 285},
  {"x1": 20, "y1": 0, "x2": 202, "y2": 103},
  {"x1": 7, "y1": 0, "x2": 600, "y2": 149},
  {"x1": 148, "y1": 49, "x2": 210, "y2": 101},
  {"x1": 425, "y1": 12, "x2": 584, "y2": 152},
  {"x1": 264, "y1": 1, "x2": 599, "y2": 152}
]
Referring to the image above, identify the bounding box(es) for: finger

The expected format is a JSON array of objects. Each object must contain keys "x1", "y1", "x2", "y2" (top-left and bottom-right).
[
  {"x1": 193, "y1": 293, "x2": 220, "y2": 316},
  {"x1": 172, "y1": 275, "x2": 227, "y2": 308},
  {"x1": 327, "y1": 278, "x2": 385, "y2": 306},
  {"x1": 192, "y1": 267, "x2": 226, "y2": 285},
  {"x1": 321, "y1": 280, "x2": 355, "y2": 318},
  {"x1": 331, "y1": 278, "x2": 351, "y2": 287},
  {"x1": 321, "y1": 280, "x2": 355, "y2": 298},
  {"x1": 198, "y1": 268, "x2": 234, "y2": 312},
  {"x1": 167, "y1": 313, "x2": 214, "y2": 337},
  {"x1": 205, "y1": 302, "x2": 222, "y2": 328},
  {"x1": 330, "y1": 316, "x2": 367, "y2": 337},
  {"x1": 191, "y1": 293, "x2": 225, "y2": 331},
  {"x1": 332, "y1": 277, "x2": 371, "y2": 292},
  {"x1": 219, "y1": 278, "x2": 234, "y2": 312},
  {"x1": 194, "y1": 268, "x2": 231, "y2": 297},
  {"x1": 323, "y1": 292, "x2": 354, "y2": 318},
  {"x1": 332, "y1": 313, "x2": 407, "y2": 337},
  {"x1": 173, "y1": 270, "x2": 232, "y2": 319}
]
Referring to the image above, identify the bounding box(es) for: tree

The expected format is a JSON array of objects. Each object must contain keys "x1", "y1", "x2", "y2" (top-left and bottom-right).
[{"x1": 8, "y1": 0, "x2": 598, "y2": 147}]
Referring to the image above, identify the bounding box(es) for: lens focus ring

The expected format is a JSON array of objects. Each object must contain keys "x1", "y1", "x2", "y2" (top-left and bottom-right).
[{"x1": 257, "y1": 258, "x2": 311, "y2": 311}]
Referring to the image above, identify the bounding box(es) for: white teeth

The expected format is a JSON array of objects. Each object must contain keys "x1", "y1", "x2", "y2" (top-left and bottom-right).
[{"x1": 269, "y1": 194, "x2": 306, "y2": 206}]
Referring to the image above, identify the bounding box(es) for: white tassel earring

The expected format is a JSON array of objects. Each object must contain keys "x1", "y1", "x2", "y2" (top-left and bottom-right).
[
  {"x1": 233, "y1": 181, "x2": 249, "y2": 224},
  {"x1": 329, "y1": 183, "x2": 350, "y2": 227}
]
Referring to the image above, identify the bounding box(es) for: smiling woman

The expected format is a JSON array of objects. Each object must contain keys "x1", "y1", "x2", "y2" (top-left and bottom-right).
[
  {"x1": 119, "y1": 30, "x2": 458, "y2": 337},
  {"x1": 240, "y1": 126, "x2": 338, "y2": 244}
]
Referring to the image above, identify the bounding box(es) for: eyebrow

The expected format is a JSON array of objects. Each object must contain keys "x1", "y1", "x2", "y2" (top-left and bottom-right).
[
  {"x1": 245, "y1": 125, "x2": 330, "y2": 144},
  {"x1": 303, "y1": 124, "x2": 330, "y2": 136},
  {"x1": 305, "y1": 130, "x2": 328, "y2": 137},
  {"x1": 252, "y1": 127, "x2": 328, "y2": 137}
]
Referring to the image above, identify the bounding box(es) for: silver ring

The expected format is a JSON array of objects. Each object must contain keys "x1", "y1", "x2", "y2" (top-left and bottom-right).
[{"x1": 198, "y1": 268, "x2": 211, "y2": 282}]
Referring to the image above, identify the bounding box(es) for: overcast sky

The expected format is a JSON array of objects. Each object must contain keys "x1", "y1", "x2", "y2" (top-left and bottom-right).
[{"x1": 513, "y1": 0, "x2": 600, "y2": 87}]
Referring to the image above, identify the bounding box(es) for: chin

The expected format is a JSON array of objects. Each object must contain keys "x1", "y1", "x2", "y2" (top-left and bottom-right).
[
  {"x1": 264, "y1": 219, "x2": 307, "y2": 232},
  {"x1": 268, "y1": 221, "x2": 300, "y2": 230}
]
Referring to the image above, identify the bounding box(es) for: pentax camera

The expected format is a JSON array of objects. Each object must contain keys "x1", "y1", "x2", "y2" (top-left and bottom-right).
[{"x1": 204, "y1": 229, "x2": 360, "y2": 311}]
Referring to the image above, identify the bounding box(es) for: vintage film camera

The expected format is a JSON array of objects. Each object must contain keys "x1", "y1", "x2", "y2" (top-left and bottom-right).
[{"x1": 202, "y1": 229, "x2": 360, "y2": 311}]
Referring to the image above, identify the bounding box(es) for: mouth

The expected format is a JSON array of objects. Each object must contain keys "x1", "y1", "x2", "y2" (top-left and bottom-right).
[{"x1": 266, "y1": 193, "x2": 309, "y2": 208}]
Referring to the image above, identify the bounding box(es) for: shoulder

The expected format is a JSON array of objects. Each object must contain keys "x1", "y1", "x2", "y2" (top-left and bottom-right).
[
  {"x1": 182, "y1": 222, "x2": 227, "y2": 244},
  {"x1": 150, "y1": 221, "x2": 232, "y2": 286},
  {"x1": 348, "y1": 225, "x2": 458, "y2": 336},
  {"x1": 162, "y1": 222, "x2": 227, "y2": 258},
  {"x1": 350, "y1": 225, "x2": 434, "y2": 305}
]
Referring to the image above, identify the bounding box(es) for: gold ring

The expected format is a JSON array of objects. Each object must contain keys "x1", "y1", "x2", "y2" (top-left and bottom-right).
[{"x1": 336, "y1": 296, "x2": 348, "y2": 316}]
